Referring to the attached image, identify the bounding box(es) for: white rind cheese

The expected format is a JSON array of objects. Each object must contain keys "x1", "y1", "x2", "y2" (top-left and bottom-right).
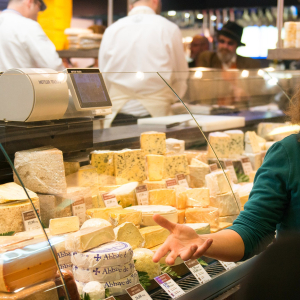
[
  {"x1": 210, "y1": 191, "x2": 241, "y2": 217},
  {"x1": 205, "y1": 170, "x2": 231, "y2": 197},
  {"x1": 207, "y1": 132, "x2": 231, "y2": 158},
  {"x1": 83, "y1": 281, "x2": 105, "y2": 300},
  {"x1": 81, "y1": 218, "x2": 111, "y2": 230},
  {"x1": 71, "y1": 241, "x2": 133, "y2": 268},
  {"x1": 224, "y1": 130, "x2": 244, "y2": 157},
  {"x1": 166, "y1": 138, "x2": 185, "y2": 154},
  {"x1": 188, "y1": 162, "x2": 209, "y2": 188}
]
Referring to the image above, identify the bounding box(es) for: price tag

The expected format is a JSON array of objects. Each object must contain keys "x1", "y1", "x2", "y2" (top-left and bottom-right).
[
  {"x1": 135, "y1": 185, "x2": 149, "y2": 205},
  {"x1": 241, "y1": 157, "x2": 253, "y2": 175},
  {"x1": 154, "y1": 274, "x2": 185, "y2": 299},
  {"x1": 102, "y1": 193, "x2": 118, "y2": 207},
  {"x1": 176, "y1": 174, "x2": 189, "y2": 188},
  {"x1": 185, "y1": 259, "x2": 211, "y2": 284},
  {"x1": 224, "y1": 160, "x2": 238, "y2": 183},
  {"x1": 261, "y1": 151, "x2": 267, "y2": 162},
  {"x1": 219, "y1": 261, "x2": 236, "y2": 271},
  {"x1": 166, "y1": 179, "x2": 178, "y2": 189},
  {"x1": 105, "y1": 297, "x2": 116, "y2": 300},
  {"x1": 72, "y1": 198, "x2": 86, "y2": 226},
  {"x1": 209, "y1": 163, "x2": 218, "y2": 172},
  {"x1": 126, "y1": 283, "x2": 152, "y2": 300},
  {"x1": 22, "y1": 210, "x2": 40, "y2": 231}
]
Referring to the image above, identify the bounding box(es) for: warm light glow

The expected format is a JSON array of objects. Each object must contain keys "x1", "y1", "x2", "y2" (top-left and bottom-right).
[
  {"x1": 241, "y1": 70, "x2": 249, "y2": 78},
  {"x1": 211, "y1": 15, "x2": 217, "y2": 21},
  {"x1": 265, "y1": 67, "x2": 275, "y2": 72},
  {"x1": 194, "y1": 70, "x2": 203, "y2": 78},
  {"x1": 168, "y1": 11, "x2": 176, "y2": 16},
  {"x1": 185, "y1": 13, "x2": 190, "y2": 18},
  {"x1": 257, "y1": 69, "x2": 264, "y2": 76},
  {"x1": 268, "y1": 125, "x2": 300, "y2": 137},
  {"x1": 197, "y1": 13, "x2": 204, "y2": 19},
  {"x1": 57, "y1": 73, "x2": 67, "y2": 82},
  {"x1": 268, "y1": 78, "x2": 278, "y2": 86},
  {"x1": 184, "y1": 36, "x2": 193, "y2": 43},
  {"x1": 136, "y1": 72, "x2": 144, "y2": 80}
]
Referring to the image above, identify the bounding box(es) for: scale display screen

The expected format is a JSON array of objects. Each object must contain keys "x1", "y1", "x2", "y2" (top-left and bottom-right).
[{"x1": 68, "y1": 69, "x2": 112, "y2": 108}]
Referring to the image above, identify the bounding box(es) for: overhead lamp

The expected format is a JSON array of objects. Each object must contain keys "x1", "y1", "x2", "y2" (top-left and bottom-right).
[
  {"x1": 257, "y1": 69, "x2": 264, "y2": 77},
  {"x1": 185, "y1": 13, "x2": 190, "y2": 18},
  {"x1": 168, "y1": 11, "x2": 176, "y2": 16},
  {"x1": 194, "y1": 70, "x2": 203, "y2": 79},
  {"x1": 197, "y1": 13, "x2": 204, "y2": 19},
  {"x1": 241, "y1": 70, "x2": 249, "y2": 78},
  {"x1": 211, "y1": 15, "x2": 217, "y2": 21}
]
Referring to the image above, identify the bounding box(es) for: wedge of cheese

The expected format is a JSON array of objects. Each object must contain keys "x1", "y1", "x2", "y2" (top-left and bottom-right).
[
  {"x1": 146, "y1": 155, "x2": 164, "y2": 181},
  {"x1": 65, "y1": 225, "x2": 115, "y2": 252},
  {"x1": 175, "y1": 185, "x2": 187, "y2": 209},
  {"x1": 177, "y1": 209, "x2": 185, "y2": 224},
  {"x1": 64, "y1": 161, "x2": 80, "y2": 176},
  {"x1": 207, "y1": 132, "x2": 231, "y2": 158},
  {"x1": 81, "y1": 218, "x2": 111, "y2": 230},
  {"x1": 185, "y1": 207, "x2": 219, "y2": 228},
  {"x1": 184, "y1": 151, "x2": 208, "y2": 164},
  {"x1": 77, "y1": 165, "x2": 98, "y2": 187},
  {"x1": 185, "y1": 188, "x2": 210, "y2": 207},
  {"x1": 205, "y1": 170, "x2": 231, "y2": 197},
  {"x1": 148, "y1": 189, "x2": 176, "y2": 207},
  {"x1": 143, "y1": 180, "x2": 166, "y2": 190},
  {"x1": 245, "y1": 131, "x2": 261, "y2": 153},
  {"x1": 139, "y1": 226, "x2": 169, "y2": 248},
  {"x1": 188, "y1": 162, "x2": 209, "y2": 188},
  {"x1": 224, "y1": 130, "x2": 244, "y2": 157},
  {"x1": 163, "y1": 154, "x2": 189, "y2": 178},
  {"x1": 166, "y1": 138, "x2": 185, "y2": 154},
  {"x1": 185, "y1": 223, "x2": 211, "y2": 234},
  {"x1": 86, "y1": 206, "x2": 123, "y2": 220},
  {"x1": 210, "y1": 191, "x2": 241, "y2": 217},
  {"x1": 109, "y1": 209, "x2": 142, "y2": 226},
  {"x1": 140, "y1": 131, "x2": 166, "y2": 155},
  {"x1": 243, "y1": 153, "x2": 262, "y2": 171},
  {"x1": 49, "y1": 216, "x2": 80, "y2": 235}
]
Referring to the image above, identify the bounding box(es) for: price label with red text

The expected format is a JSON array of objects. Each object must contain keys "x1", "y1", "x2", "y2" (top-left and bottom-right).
[
  {"x1": 102, "y1": 193, "x2": 118, "y2": 207},
  {"x1": 166, "y1": 179, "x2": 178, "y2": 189},
  {"x1": 176, "y1": 174, "x2": 189, "y2": 188},
  {"x1": 155, "y1": 274, "x2": 185, "y2": 299}
]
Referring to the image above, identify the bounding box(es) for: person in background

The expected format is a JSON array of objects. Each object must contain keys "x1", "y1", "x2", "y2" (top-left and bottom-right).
[
  {"x1": 0, "y1": 0, "x2": 64, "y2": 71},
  {"x1": 197, "y1": 21, "x2": 260, "y2": 69},
  {"x1": 189, "y1": 35, "x2": 209, "y2": 68},
  {"x1": 99, "y1": 0, "x2": 188, "y2": 127}
]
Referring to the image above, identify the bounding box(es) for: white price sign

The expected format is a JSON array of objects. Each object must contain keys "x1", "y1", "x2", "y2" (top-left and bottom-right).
[
  {"x1": 126, "y1": 284, "x2": 152, "y2": 300},
  {"x1": 185, "y1": 259, "x2": 211, "y2": 284},
  {"x1": 225, "y1": 160, "x2": 238, "y2": 183},
  {"x1": 22, "y1": 210, "x2": 40, "y2": 231},
  {"x1": 166, "y1": 179, "x2": 178, "y2": 189},
  {"x1": 219, "y1": 261, "x2": 236, "y2": 271},
  {"x1": 155, "y1": 274, "x2": 185, "y2": 299},
  {"x1": 102, "y1": 193, "x2": 119, "y2": 207},
  {"x1": 241, "y1": 157, "x2": 253, "y2": 175},
  {"x1": 135, "y1": 185, "x2": 149, "y2": 205},
  {"x1": 72, "y1": 198, "x2": 86, "y2": 226},
  {"x1": 176, "y1": 174, "x2": 189, "y2": 188}
]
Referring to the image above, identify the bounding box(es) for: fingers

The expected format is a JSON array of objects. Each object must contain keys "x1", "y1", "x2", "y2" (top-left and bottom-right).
[
  {"x1": 165, "y1": 250, "x2": 179, "y2": 266},
  {"x1": 152, "y1": 242, "x2": 171, "y2": 263},
  {"x1": 179, "y1": 244, "x2": 198, "y2": 261},
  {"x1": 191, "y1": 239, "x2": 213, "y2": 260},
  {"x1": 153, "y1": 214, "x2": 177, "y2": 233}
]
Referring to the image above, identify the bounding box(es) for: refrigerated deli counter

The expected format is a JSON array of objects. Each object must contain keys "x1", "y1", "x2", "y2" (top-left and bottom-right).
[{"x1": 0, "y1": 68, "x2": 296, "y2": 300}]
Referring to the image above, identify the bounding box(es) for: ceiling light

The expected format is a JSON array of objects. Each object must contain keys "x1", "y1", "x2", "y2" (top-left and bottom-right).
[
  {"x1": 197, "y1": 13, "x2": 204, "y2": 19},
  {"x1": 168, "y1": 11, "x2": 176, "y2": 16},
  {"x1": 211, "y1": 15, "x2": 217, "y2": 21}
]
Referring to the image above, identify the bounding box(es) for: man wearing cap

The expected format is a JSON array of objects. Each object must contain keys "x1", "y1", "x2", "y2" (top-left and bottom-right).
[
  {"x1": 196, "y1": 21, "x2": 260, "y2": 69},
  {"x1": 0, "y1": 0, "x2": 64, "y2": 71}
]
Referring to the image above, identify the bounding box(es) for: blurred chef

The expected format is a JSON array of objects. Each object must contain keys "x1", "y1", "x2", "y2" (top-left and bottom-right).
[
  {"x1": 99, "y1": 0, "x2": 188, "y2": 127},
  {"x1": 0, "y1": 0, "x2": 64, "y2": 71},
  {"x1": 197, "y1": 21, "x2": 260, "y2": 69},
  {"x1": 189, "y1": 35, "x2": 209, "y2": 68}
]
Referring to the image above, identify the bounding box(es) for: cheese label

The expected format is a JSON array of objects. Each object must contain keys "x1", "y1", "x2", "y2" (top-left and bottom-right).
[
  {"x1": 126, "y1": 284, "x2": 152, "y2": 300},
  {"x1": 154, "y1": 274, "x2": 185, "y2": 299},
  {"x1": 219, "y1": 261, "x2": 236, "y2": 271},
  {"x1": 22, "y1": 210, "x2": 40, "y2": 231},
  {"x1": 102, "y1": 193, "x2": 119, "y2": 207},
  {"x1": 185, "y1": 259, "x2": 211, "y2": 284},
  {"x1": 176, "y1": 174, "x2": 189, "y2": 188},
  {"x1": 224, "y1": 160, "x2": 238, "y2": 183},
  {"x1": 72, "y1": 198, "x2": 86, "y2": 226},
  {"x1": 241, "y1": 157, "x2": 253, "y2": 175},
  {"x1": 135, "y1": 185, "x2": 149, "y2": 205},
  {"x1": 209, "y1": 163, "x2": 218, "y2": 172},
  {"x1": 166, "y1": 179, "x2": 178, "y2": 189}
]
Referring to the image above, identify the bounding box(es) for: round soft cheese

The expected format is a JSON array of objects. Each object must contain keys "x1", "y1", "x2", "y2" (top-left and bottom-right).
[
  {"x1": 73, "y1": 260, "x2": 135, "y2": 282},
  {"x1": 82, "y1": 281, "x2": 105, "y2": 300},
  {"x1": 71, "y1": 241, "x2": 133, "y2": 268}
]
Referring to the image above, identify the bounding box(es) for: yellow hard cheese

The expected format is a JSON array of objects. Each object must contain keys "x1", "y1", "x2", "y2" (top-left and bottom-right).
[
  {"x1": 185, "y1": 207, "x2": 219, "y2": 228},
  {"x1": 139, "y1": 226, "x2": 170, "y2": 248},
  {"x1": 49, "y1": 216, "x2": 80, "y2": 235},
  {"x1": 148, "y1": 189, "x2": 176, "y2": 207},
  {"x1": 177, "y1": 209, "x2": 185, "y2": 224},
  {"x1": 86, "y1": 206, "x2": 123, "y2": 220},
  {"x1": 140, "y1": 131, "x2": 166, "y2": 155},
  {"x1": 109, "y1": 209, "x2": 142, "y2": 226},
  {"x1": 146, "y1": 155, "x2": 164, "y2": 181},
  {"x1": 143, "y1": 180, "x2": 166, "y2": 190},
  {"x1": 185, "y1": 188, "x2": 210, "y2": 207}
]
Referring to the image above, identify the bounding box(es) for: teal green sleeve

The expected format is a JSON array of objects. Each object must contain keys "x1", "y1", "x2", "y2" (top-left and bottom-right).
[{"x1": 229, "y1": 142, "x2": 291, "y2": 260}]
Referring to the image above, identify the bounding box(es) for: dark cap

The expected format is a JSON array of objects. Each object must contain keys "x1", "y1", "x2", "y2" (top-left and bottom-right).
[
  {"x1": 217, "y1": 21, "x2": 245, "y2": 47},
  {"x1": 38, "y1": 0, "x2": 47, "y2": 11}
]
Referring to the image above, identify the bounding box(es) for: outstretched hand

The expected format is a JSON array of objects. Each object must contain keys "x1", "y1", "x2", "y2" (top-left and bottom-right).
[{"x1": 152, "y1": 214, "x2": 213, "y2": 265}]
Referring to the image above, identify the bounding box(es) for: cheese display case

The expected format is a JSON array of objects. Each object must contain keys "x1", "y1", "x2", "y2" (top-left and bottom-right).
[{"x1": 0, "y1": 68, "x2": 297, "y2": 300}]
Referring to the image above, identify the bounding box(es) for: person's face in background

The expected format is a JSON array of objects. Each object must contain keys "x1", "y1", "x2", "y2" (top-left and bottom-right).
[
  {"x1": 217, "y1": 34, "x2": 238, "y2": 63},
  {"x1": 190, "y1": 36, "x2": 209, "y2": 60},
  {"x1": 27, "y1": 0, "x2": 41, "y2": 21}
]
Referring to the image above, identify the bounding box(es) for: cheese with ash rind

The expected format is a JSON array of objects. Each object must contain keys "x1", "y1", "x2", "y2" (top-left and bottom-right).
[
  {"x1": 163, "y1": 154, "x2": 189, "y2": 178},
  {"x1": 77, "y1": 165, "x2": 98, "y2": 187},
  {"x1": 139, "y1": 226, "x2": 170, "y2": 249},
  {"x1": 86, "y1": 206, "x2": 123, "y2": 220},
  {"x1": 243, "y1": 153, "x2": 262, "y2": 171},
  {"x1": 210, "y1": 191, "x2": 241, "y2": 217},
  {"x1": 49, "y1": 216, "x2": 79, "y2": 235},
  {"x1": 224, "y1": 130, "x2": 244, "y2": 157},
  {"x1": 114, "y1": 222, "x2": 145, "y2": 250},
  {"x1": 143, "y1": 180, "x2": 166, "y2": 190},
  {"x1": 140, "y1": 131, "x2": 166, "y2": 155},
  {"x1": 73, "y1": 260, "x2": 135, "y2": 282},
  {"x1": 109, "y1": 209, "x2": 142, "y2": 226},
  {"x1": 81, "y1": 218, "x2": 111, "y2": 230},
  {"x1": 148, "y1": 189, "x2": 176, "y2": 207},
  {"x1": 146, "y1": 155, "x2": 164, "y2": 181},
  {"x1": 83, "y1": 281, "x2": 105, "y2": 300},
  {"x1": 133, "y1": 248, "x2": 161, "y2": 280},
  {"x1": 71, "y1": 241, "x2": 133, "y2": 268},
  {"x1": 185, "y1": 188, "x2": 210, "y2": 207},
  {"x1": 114, "y1": 149, "x2": 146, "y2": 184},
  {"x1": 245, "y1": 131, "x2": 261, "y2": 153},
  {"x1": 65, "y1": 226, "x2": 115, "y2": 253},
  {"x1": 185, "y1": 223, "x2": 211, "y2": 234},
  {"x1": 126, "y1": 205, "x2": 178, "y2": 226},
  {"x1": 205, "y1": 170, "x2": 231, "y2": 197},
  {"x1": 185, "y1": 207, "x2": 219, "y2": 228},
  {"x1": 166, "y1": 138, "x2": 185, "y2": 154},
  {"x1": 207, "y1": 132, "x2": 231, "y2": 158},
  {"x1": 14, "y1": 147, "x2": 67, "y2": 195},
  {"x1": 90, "y1": 150, "x2": 116, "y2": 186}
]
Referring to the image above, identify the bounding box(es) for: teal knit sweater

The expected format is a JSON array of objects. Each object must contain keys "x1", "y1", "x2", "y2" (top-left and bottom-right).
[{"x1": 229, "y1": 134, "x2": 300, "y2": 260}]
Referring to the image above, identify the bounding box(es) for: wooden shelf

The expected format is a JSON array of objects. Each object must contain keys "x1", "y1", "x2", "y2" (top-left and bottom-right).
[
  {"x1": 57, "y1": 48, "x2": 99, "y2": 58},
  {"x1": 268, "y1": 48, "x2": 300, "y2": 60}
]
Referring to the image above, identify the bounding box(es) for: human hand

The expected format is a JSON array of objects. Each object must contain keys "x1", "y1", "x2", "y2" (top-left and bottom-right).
[{"x1": 152, "y1": 214, "x2": 213, "y2": 265}]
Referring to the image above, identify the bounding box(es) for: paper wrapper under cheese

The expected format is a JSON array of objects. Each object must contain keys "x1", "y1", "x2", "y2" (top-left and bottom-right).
[
  {"x1": 185, "y1": 207, "x2": 219, "y2": 228},
  {"x1": 72, "y1": 260, "x2": 135, "y2": 282},
  {"x1": 71, "y1": 241, "x2": 133, "y2": 268},
  {"x1": 65, "y1": 226, "x2": 115, "y2": 253}
]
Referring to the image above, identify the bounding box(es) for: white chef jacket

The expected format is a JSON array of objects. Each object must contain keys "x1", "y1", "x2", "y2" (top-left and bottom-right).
[
  {"x1": 0, "y1": 10, "x2": 64, "y2": 72},
  {"x1": 99, "y1": 6, "x2": 188, "y2": 126}
]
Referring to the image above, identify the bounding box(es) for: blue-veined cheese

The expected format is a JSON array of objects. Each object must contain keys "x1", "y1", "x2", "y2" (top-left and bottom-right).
[
  {"x1": 163, "y1": 154, "x2": 189, "y2": 178},
  {"x1": 77, "y1": 165, "x2": 98, "y2": 187},
  {"x1": 207, "y1": 132, "x2": 231, "y2": 158},
  {"x1": 114, "y1": 150, "x2": 146, "y2": 185},
  {"x1": 244, "y1": 131, "x2": 261, "y2": 153},
  {"x1": 224, "y1": 130, "x2": 244, "y2": 157},
  {"x1": 146, "y1": 155, "x2": 164, "y2": 181},
  {"x1": 140, "y1": 131, "x2": 166, "y2": 155},
  {"x1": 71, "y1": 241, "x2": 133, "y2": 268},
  {"x1": 73, "y1": 260, "x2": 135, "y2": 282}
]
